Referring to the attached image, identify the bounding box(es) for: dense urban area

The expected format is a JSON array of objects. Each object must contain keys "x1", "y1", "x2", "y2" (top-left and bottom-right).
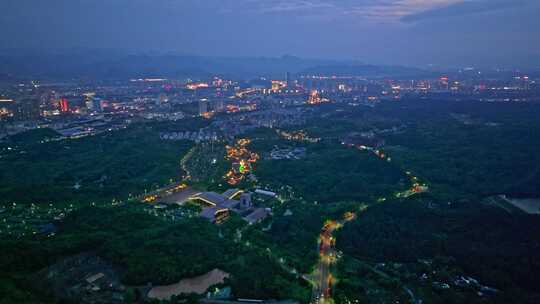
[{"x1": 1, "y1": 66, "x2": 540, "y2": 304}]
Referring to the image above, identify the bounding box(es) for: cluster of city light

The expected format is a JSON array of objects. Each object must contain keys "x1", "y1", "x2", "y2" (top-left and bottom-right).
[
  {"x1": 0, "y1": 107, "x2": 12, "y2": 117},
  {"x1": 224, "y1": 139, "x2": 259, "y2": 185},
  {"x1": 130, "y1": 78, "x2": 167, "y2": 82},
  {"x1": 186, "y1": 82, "x2": 209, "y2": 90},
  {"x1": 235, "y1": 88, "x2": 258, "y2": 98},
  {"x1": 165, "y1": 183, "x2": 188, "y2": 195},
  {"x1": 396, "y1": 172, "x2": 429, "y2": 198},
  {"x1": 355, "y1": 144, "x2": 392, "y2": 163},
  {"x1": 301, "y1": 75, "x2": 360, "y2": 80},
  {"x1": 271, "y1": 80, "x2": 287, "y2": 92},
  {"x1": 226, "y1": 104, "x2": 241, "y2": 113},
  {"x1": 142, "y1": 194, "x2": 158, "y2": 203},
  {"x1": 225, "y1": 103, "x2": 257, "y2": 114},
  {"x1": 201, "y1": 111, "x2": 214, "y2": 119},
  {"x1": 277, "y1": 129, "x2": 321, "y2": 143},
  {"x1": 306, "y1": 90, "x2": 329, "y2": 105}
]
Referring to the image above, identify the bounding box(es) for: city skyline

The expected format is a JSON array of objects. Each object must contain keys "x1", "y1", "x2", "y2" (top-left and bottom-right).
[{"x1": 1, "y1": 0, "x2": 539, "y2": 68}]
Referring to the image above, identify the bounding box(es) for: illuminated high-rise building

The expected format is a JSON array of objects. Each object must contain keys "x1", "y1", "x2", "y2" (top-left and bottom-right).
[
  {"x1": 286, "y1": 72, "x2": 293, "y2": 88},
  {"x1": 199, "y1": 99, "x2": 209, "y2": 116},
  {"x1": 83, "y1": 93, "x2": 96, "y2": 111},
  {"x1": 214, "y1": 98, "x2": 225, "y2": 112},
  {"x1": 439, "y1": 76, "x2": 450, "y2": 90},
  {"x1": 523, "y1": 76, "x2": 530, "y2": 90},
  {"x1": 94, "y1": 98, "x2": 104, "y2": 112},
  {"x1": 15, "y1": 98, "x2": 40, "y2": 121},
  {"x1": 59, "y1": 98, "x2": 69, "y2": 113}
]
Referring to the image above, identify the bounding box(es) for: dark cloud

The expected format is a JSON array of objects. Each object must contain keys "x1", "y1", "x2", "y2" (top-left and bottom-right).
[
  {"x1": 402, "y1": 0, "x2": 535, "y2": 22},
  {"x1": 0, "y1": 0, "x2": 538, "y2": 67}
]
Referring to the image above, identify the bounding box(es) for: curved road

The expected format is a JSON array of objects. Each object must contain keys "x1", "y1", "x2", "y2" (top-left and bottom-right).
[{"x1": 311, "y1": 212, "x2": 356, "y2": 304}]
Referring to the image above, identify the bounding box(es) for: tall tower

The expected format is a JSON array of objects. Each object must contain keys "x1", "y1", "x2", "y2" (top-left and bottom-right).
[{"x1": 286, "y1": 72, "x2": 292, "y2": 88}]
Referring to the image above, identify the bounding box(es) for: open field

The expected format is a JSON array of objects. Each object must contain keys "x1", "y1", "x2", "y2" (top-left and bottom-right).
[{"x1": 148, "y1": 269, "x2": 229, "y2": 300}]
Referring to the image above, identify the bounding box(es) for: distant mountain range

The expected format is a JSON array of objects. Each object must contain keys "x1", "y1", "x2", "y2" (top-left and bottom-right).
[{"x1": 0, "y1": 49, "x2": 434, "y2": 80}]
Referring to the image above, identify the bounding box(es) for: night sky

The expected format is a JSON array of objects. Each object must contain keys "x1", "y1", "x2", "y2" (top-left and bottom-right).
[{"x1": 1, "y1": 0, "x2": 539, "y2": 67}]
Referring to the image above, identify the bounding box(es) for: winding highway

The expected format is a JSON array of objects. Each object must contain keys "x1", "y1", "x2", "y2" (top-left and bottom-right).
[{"x1": 311, "y1": 212, "x2": 356, "y2": 304}]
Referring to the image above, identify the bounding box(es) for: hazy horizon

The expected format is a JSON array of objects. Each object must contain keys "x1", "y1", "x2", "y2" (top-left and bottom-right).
[{"x1": 1, "y1": 0, "x2": 539, "y2": 68}]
